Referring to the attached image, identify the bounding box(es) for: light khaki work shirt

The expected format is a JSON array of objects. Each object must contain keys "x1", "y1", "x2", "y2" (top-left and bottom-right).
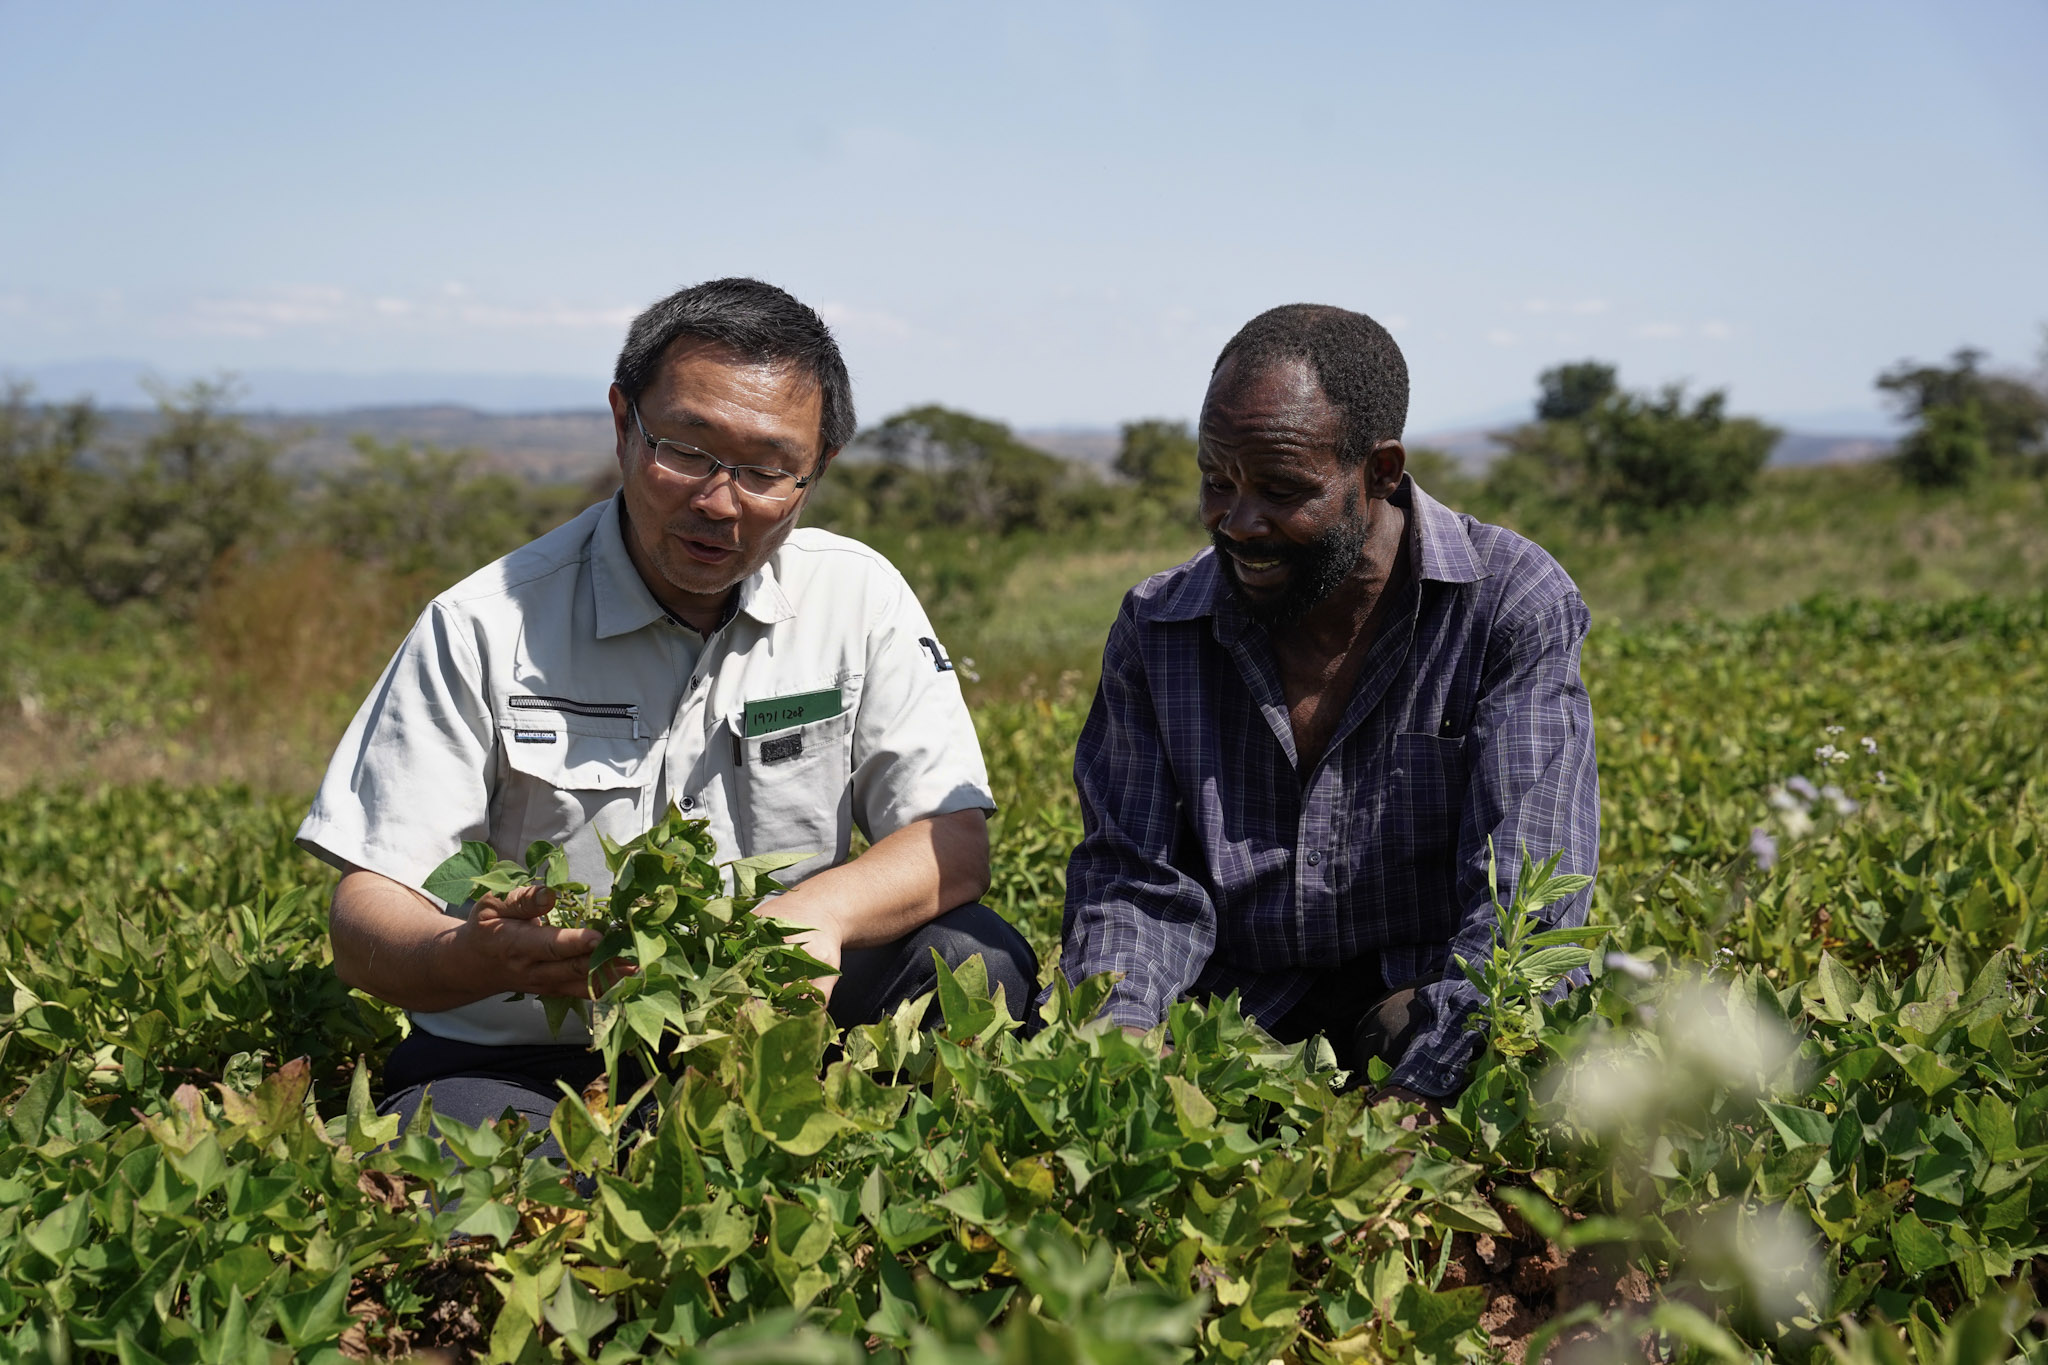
[{"x1": 298, "y1": 495, "x2": 994, "y2": 1045}]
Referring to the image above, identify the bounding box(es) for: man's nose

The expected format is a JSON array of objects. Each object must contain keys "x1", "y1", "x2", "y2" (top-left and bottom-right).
[
  {"x1": 687, "y1": 469, "x2": 744, "y2": 519},
  {"x1": 1216, "y1": 495, "x2": 1269, "y2": 541}
]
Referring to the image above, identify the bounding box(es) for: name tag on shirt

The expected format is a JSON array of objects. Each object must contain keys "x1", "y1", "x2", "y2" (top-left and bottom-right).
[{"x1": 743, "y1": 688, "x2": 843, "y2": 738}]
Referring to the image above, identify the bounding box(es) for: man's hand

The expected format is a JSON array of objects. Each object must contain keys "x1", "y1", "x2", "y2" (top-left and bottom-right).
[
  {"x1": 460, "y1": 884, "x2": 608, "y2": 999},
  {"x1": 759, "y1": 889, "x2": 847, "y2": 1002},
  {"x1": 332, "y1": 867, "x2": 623, "y2": 1013}
]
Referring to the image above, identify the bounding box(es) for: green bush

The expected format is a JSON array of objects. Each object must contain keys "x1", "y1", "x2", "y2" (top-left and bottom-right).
[
  {"x1": 1488, "y1": 372, "x2": 1778, "y2": 525},
  {"x1": 1879, "y1": 348, "x2": 2047, "y2": 488},
  {"x1": 0, "y1": 380, "x2": 285, "y2": 609}
]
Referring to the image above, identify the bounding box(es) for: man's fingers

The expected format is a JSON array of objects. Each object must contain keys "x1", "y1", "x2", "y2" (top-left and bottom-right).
[{"x1": 497, "y1": 885, "x2": 557, "y2": 919}]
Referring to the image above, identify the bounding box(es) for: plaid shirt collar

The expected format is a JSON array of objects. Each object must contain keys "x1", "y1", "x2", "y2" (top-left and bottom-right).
[{"x1": 1132, "y1": 475, "x2": 1489, "y2": 641}]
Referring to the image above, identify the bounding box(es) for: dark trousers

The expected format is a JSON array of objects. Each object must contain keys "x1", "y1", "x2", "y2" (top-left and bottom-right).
[
  {"x1": 379, "y1": 901, "x2": 1038, "y2": 1156},
  {"x1": 1267, "y1": 951, "x2": 1441, "y2": 1086}
]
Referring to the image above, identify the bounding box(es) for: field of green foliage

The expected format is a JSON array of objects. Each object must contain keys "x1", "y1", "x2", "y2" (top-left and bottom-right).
[{"x1": 2, "y1": 591, "x2": 2044, "y2": 1363}]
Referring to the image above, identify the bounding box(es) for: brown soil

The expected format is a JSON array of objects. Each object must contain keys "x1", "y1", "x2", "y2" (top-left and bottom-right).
[{"x1": 1437, "y1": 1217, "x2": 1658, "y2": 1363}]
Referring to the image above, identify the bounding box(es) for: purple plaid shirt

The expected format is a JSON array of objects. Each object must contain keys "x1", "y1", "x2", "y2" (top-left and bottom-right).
[{"x1": 1057, "y1": 476, "x2": 1598, "y2": 1097}]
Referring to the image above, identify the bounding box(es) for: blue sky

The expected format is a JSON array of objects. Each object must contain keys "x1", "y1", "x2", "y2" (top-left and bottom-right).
[{"x1": 2, "y1": 2, "x2": 2043, "y2": 432}]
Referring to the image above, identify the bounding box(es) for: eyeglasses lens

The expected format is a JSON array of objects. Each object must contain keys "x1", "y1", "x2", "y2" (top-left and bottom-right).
[{"x1": 652, "y1": 443, "x2": 795, "y2": 502}]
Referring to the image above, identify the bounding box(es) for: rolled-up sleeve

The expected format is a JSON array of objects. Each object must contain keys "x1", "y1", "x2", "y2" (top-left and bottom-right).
[
  {"x1": 1057, "y1": 605, "x2": 1218, "y2": 1027},
  {"x1": 847, "y1": 574, "x2": 995, "y2": 844},
  {"x1": 1387, "y1": 586, "x2": 1600, "y2": 1097},
  {"x1": 296, "y1": 601, "x2": 496, "y2": 898}
]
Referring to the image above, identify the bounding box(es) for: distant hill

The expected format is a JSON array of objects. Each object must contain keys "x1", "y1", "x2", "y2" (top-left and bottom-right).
[
  {"x1": 1408, "y1": 424, "x2": 1896, "y2": 473},
  {"x1": 69, "y1": 404, "x2": 1897, "y2": 485}
]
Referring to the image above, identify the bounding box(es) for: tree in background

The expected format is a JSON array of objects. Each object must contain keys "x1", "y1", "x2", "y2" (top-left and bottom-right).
[
  {"x1": 1487, "y1": 361, "x2": 1777, "y2": 525},
  {"x1": 860, "y1": 405, "x2": 1079, "y2": 533},
  {"x1": 1877, "y1": 347, "x2": 2047, "y2": 488},
  {"x1": 0, "y1": 380, "x2": 285, "y2": 608},
  {"x1": 1535, "y1": 361, "x2": 1619, "y2": 422},
  {"x1": 1114, "y1": 418, "x2": 1200, "y2": 514},
  {"x1": 318, "y1": 436, "x2": 547, "y2": 580}
]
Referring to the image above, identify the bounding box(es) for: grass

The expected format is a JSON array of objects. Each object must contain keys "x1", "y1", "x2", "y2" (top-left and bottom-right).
[{"x1": 2, "y1": 461, "x2": 2044, "y2": 794}]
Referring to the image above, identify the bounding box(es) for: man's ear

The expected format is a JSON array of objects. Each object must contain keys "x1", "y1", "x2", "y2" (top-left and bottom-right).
[
  {"x1": 607, "y1": 383, "x2": 634, "y2": 471},
  {"x1": 1367, "y1": 440, "x2": 1406, "y2": 500}
]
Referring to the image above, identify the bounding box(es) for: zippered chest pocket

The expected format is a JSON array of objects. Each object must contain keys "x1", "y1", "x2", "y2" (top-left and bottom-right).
[
  {"x1": 507, "y1": 694, "x2": 643, "y2": 741},
  {"x1": 496, "y1": 698, "x2": 658, "y2": 887}
]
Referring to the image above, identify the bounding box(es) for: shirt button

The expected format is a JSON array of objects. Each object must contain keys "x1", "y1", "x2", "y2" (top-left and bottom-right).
[
  {"x1": 1306, "y1": 849, "x2": 1322, "y2": 866},
  {"x1": 680, "y1": 796, "x2": 695, "y2": 811}
]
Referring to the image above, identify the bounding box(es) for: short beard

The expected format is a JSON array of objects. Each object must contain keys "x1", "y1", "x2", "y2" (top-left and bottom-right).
[{"x1": 1213, "y1": 491, "x2": 1370, "y2": 631}]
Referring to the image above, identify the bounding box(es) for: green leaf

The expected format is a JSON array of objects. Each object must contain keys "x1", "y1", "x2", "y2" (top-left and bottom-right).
[
  {"x1": 543, "y1": 1271, "x2": 618, "y2": 1353},
  {"x1": 1649, "y1": 1302, "x2": 1746, "y2": 1361},
  {"x1": 346, "y1": 1056, "x2": 400, "y2": 1151},
  {"x1": 422, "y1": 840, "x2": 500, "y2": 904},
  {"x1": 454, "y1": 1199, "x2": 521, "y2": 1245},
  {"x1": 744, "y1": 1009, "x2": 851, "y2": 1155},
  {"x1": 549, "y1": 1086, "x2": 613, "y2": 1173},
  {"x1": 1761, "y1": 1100, "x2": 1836, "y2": 1149},
  {"x1": 8, "y1": 1060, "x2": 63, "y2": 1146},
  {"x1": 1889, "y1": 1211, "x2": 1951, "y2": 1276},
  {"x1": 727, "y1": 849, "x2": 816, "y2": 899},
  {"x1": 273, "y1": 1266, "x2": 353, "y2": 1350},
  {"x1": 26, "y1": 1194, "x2": 92, "y2": 1263}
]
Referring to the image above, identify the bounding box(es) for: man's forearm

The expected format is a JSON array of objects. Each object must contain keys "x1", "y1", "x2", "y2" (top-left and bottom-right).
[
  {"x1": 772, "y1": 808, "x2": 990, "y2": 949},
  {"x1": 331, "y1": 867, "x2": 604, "y2": 1013},
  {"x1": 330, "y1": 870, "x2": 486, "y2": 1012}
]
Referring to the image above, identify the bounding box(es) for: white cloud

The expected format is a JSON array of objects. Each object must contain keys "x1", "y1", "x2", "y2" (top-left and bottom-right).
[
  {"x1": 1570, "y1": 298, "x2": 1609, "y2": 315},
  {"x1": 1636, "y1": 321, "x2": 1683, "y2": 339},
  {"x1": 1486, "y1": 328, "x2": 1519, "y2": 346},
  {"x1": 173, "y1": 285, "x2": 635, "y2": 339},
  {"x1": 1522, "y1": 298, "x2": 1552, "y2": 314},
  {"x1": 1701, "y1": 320, "x2": 1735, "y2": 340}
]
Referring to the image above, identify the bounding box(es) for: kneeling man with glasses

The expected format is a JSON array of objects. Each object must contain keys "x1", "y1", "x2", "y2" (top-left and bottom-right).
[{"x1": 299, "y1": 278, "x2": 1035, "y2": 1147}]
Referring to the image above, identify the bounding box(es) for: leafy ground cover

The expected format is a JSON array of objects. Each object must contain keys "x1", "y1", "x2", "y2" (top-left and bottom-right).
[{"x1": 1, "y1": 593, "x2": 2045, "y2": 1363}]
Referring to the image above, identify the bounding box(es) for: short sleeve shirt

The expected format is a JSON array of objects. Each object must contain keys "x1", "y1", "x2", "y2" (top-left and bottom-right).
[{"x1": 297, "y1": 495, "x2": 994, "y2": 1046}]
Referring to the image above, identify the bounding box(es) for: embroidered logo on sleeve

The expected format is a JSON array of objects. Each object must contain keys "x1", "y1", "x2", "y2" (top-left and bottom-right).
[
  {"x1": 513, "y1": 729, "x2": 559, "y2": 744},
  {"x1": 760, "y1": 732, "x2": 805, "y2": 764}
]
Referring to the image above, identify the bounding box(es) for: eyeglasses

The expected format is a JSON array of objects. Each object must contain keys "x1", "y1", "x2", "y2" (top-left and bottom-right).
[{"x1": 631, "y1": 403, "x2": 816, "y2": 503}]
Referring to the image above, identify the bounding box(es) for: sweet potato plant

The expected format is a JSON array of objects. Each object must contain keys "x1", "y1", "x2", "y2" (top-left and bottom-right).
[{"x1": 2, "y1": 593, "x2": 2045, "y2": 1363}]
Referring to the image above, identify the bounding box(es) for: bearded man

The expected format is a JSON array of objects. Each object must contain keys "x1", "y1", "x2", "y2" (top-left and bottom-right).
[{"x1": 1055, "y1": 304, "x2": 1599, "y2": 1103}]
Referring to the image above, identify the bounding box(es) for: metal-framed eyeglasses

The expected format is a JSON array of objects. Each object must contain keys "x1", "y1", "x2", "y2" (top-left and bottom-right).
[{"x1": 631, "y1": 403, "x2": 816, "y2": 503}]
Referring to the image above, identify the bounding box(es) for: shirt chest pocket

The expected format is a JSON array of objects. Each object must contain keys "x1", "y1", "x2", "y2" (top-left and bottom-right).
[
  {"x1": 727, "y1": 706, "x2": 856, "y2": 884},
  {"x1": 496, "y1": 710, "x2": 658, "y2": 881}
]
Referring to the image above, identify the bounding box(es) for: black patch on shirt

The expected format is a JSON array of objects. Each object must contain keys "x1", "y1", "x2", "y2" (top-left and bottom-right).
[
  {"x1": 760, "y1": 732, "x2": 804, "y2": 764},
  {"x1": 513, "y1": 729, "x2": 558, "y2": 744}
]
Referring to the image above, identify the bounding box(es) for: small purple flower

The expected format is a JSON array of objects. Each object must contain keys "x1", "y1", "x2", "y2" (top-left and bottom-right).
[
  {"x1": 1821, "y1": 784, "x2": 1859, "y2": 815},
  {"x1": 1786, "y1": 775, "x2": 1820, "y2": 803},
  {"x1": 1825, "y1": 725, "x2": 1845, "y2": 736},
  {"x1": 1749, "y1": 826, "x2": 1779, "y2": 870},
  {"x1": 1860, "y1": 736, "x2": 1878, "y2": 756}
]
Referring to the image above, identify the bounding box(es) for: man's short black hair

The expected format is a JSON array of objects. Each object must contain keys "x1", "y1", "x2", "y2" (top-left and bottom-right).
[
  {"x1": 1211, "y1": 304, "x2": 1408, "y2": 465},
  {"x1": 614, "y1": 277, "x2": 855, "y2": 456}
]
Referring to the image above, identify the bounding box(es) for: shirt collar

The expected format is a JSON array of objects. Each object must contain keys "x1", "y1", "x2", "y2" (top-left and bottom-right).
[
  {"x1": 1135, "y1": 472, "x2": 1488, "y2": 629},
  {"x1": 591, "y1": 493, "x2": 797, "y2": 639}
]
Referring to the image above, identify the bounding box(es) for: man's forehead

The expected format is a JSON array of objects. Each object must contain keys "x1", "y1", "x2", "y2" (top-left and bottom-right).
[
  {"x1": 1200, "y1": 354, "x2": 1340, "y2": 447},
  {"x1": 642, "y1": 341, "x2": 822, "y2": 456}
]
